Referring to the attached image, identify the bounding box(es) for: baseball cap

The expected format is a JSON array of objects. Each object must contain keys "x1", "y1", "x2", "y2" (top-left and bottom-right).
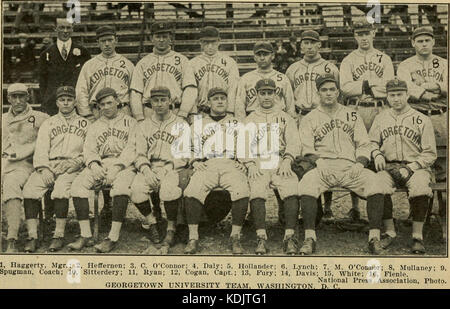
[
  {"x1": 151, "y1": 21, "x2": 172, "y2": 34},
  {"x1": 315, "y1": 74, "x2": 338, "y2": 90},
  {"x1": 199, "y1": 26, "x2": 220, "y2": 40},
  {"x1": 95, "y1": 87, "x2": 118, "y2": 102},
  {"x1": 255, "y1": 79, "x2": 276, "y2": 92},
  {"x1": 353, "y1": 19, "x2": 374, "y2": 33},
  {"x1": 96, "y1": 26, "x2": 116, "y2": 39},
  {"x1": 412, "y1": 26, "x2": 434, "y2": 39},
  {"x1": 253, "y1": 41, "x2": 273, "y2": 53},
  {"x1": 300, "y1": 30, "x2": 320, "y2": 42},
  {"x1": 56, "y1": 86, "x2": 76, "y2": 99},
  {"x1": 208, "y1": 87, "x2": 227, "y2": 99},
  {"x1": 7, "y1": 83, "x2": 28, "y2": 95},
  {"x1": 386, "y1": 78, "x2": 408, "y2": 92},
  {"x1": 150, "y1": 86, "x2": 171, "y2": 98}
]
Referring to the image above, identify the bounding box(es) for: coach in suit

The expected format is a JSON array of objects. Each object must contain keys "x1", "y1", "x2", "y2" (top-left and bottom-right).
[{"x1": 38, "y1": 18, "x2": 90, "y2": 115}]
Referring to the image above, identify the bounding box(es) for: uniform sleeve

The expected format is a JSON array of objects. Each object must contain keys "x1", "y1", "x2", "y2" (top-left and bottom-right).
[
  {"x1": 331, "y1": 62, "x2": 340, "y2": 87},
  {"x1": 397, "y1": 60, "x2": 426, "y2": 100},
  {"x1": 371, "y1": 54, "x2": 394, "y2": 98},
  {"x1": 134, "y1": 125, "x2": 150, "y2": 171},
  {"x1": 298, "y1": 116, "x2": 318, "y2": 161},
  {"x1": 117, "y1": 122, "x2": 137, "y2": 169},
  {"x1": 32, "y1": 120, "x2": 51, "y2": 170},
  {"x1": 75, "y1": 61, "x2": 94, "y2": 118},
  {"x1": 178, "y1": 59, "x2": 198, "y2": 119},
  {"x1": 84, "y1": 125, "x2": 101, "y2": 167},
  {"x1": 189, "y1": 124, "x2": 203, "y2": 165},
  {"x1": 130, "y1": 61, "x2": 146, "y2": 121},
  {"x1": 439, "y1": 59, "x2": 448, "y2": 97},
  {"x1": 340, "y1": 56, "x2": 363, "y2": 98},
  {"x1": 283, "y1": 115, "x2": 301, "y2": 160},
  {"x1": 227, "y1": 58, "x2": 240, "y2": 115},
  {"x1": 234, "y1": 75, "x2": 247, "y2": 120},
  {"x1": 414, "y1": 117, "x2": 437, "y2": 170},
  {"x1": 283, "y1": 78, "x2": 296, "y2": 119},
  {"x1": 353, "y1": 112, "x2": 371, "y2": 165},
  {"x1": 14, "y1": 112, "x2": 49, "y2": 161},
  {"x1": 368, "y1": 115, "x2": 383, "y2": 158}
]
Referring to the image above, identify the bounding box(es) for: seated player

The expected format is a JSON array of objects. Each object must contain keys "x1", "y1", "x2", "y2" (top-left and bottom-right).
[
  {"x1": 243, "y1": 79, "x2": 301, "y2": 255},
  {"x1": 22, "y1": 86, "x2": 88, "y2": 252},
  {"x1": 183, "y1": 87, "x2": 250, "y2": 255},
  {"x1": 2, "y1": 83, "x2": 48, "y2": 253},
  {"x1": 69, "y1": 88, "x2": 137, "y2": 252},
  {"x1": 129, "y1": 86, "x2": 190, "y2": 254},
  {"x1": 298, "y1": 74, "x2": 385, "y2": 255},
  {"x1": 369, "y1": 78, "x2": 437, "y2": 254}
]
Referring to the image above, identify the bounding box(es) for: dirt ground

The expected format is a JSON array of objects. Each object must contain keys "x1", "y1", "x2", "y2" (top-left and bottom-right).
[{"x1": 1, "y1": 191, "x2": 447, "y2": 256}]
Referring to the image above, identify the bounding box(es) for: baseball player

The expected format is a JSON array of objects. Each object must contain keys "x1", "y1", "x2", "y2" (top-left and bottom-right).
[
  {"x1": 369, "y1": 78, "x2": 437, "y2": 254},
  {"x1": 129, "y1": 86, "x2": 190, "y2": 254},
  {"x1": 68, "y1": 88, "x2": 137, "y2": 252},
  {"x1": 189, "y1": 26, "x2": 240, "y2": 116},
  {"x1": 76, "y1": 26, "x2": 135, "y2": 122},
  {"x1": 129, "y1": 21, "x2": 197, "y2": 122},
  {"x1": 397, "y1": 27, "x2": 447, "y2": 232},
  {"x1": 339, "y1": 19, "x2": 395, "y2": 221},
  {"x1": 285, "y1": 30, "x2": 344, "y2": 221},
  {"x1": 243, "y1": 78, "x2": 301, "y2": 255},
  {"x1": 297, "y1": 74, "x2": 385, "y2": 255},
  {"x1": 22, "y1": 86, "x2": 88, "y2": 253},
  {"x1": 235, "y1": 41, "x2": 296, "y2": 120},
  {"x1": 1, "y1": 83, "x2": 49, "y2": 253},
  {"x1": 183, "y1": 87, "x2": 250, "y2": 255}
]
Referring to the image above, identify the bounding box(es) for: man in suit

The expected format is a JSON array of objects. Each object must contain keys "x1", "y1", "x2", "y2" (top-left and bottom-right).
[{"x1": 38, "y1": 18, "x2": 90, "y2": 116}]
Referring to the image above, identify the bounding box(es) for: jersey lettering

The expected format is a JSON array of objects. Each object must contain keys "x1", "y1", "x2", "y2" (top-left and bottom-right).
[
  {"x1": 314, "y1": 119, "x2": 355, "y2": 142},
  {"x1": 380, "y1": 125, "x2": 421, "y2": 148},
  {"x1": 194, "y1": 64, "x2": 229, "y2": 83},
  {"x1": 352, "y1": 61, "x2": 384, "y2": 80},
  {"x1": 50, "y1": 124, "x2": 87, "y2": 140},
  {"x1": 142, "y1": 63, "x2": 182, "y2": 83},
  {"x1": 88, "y1": 67, "x2": 130, "y2": 89}
]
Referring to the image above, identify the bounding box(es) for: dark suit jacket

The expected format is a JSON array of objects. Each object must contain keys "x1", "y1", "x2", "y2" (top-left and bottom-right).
[{"x1": 38, "y1": 41, "x2": 90, "y2": 115}]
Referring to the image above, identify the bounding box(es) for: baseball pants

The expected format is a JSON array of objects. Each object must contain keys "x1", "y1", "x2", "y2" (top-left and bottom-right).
[
  {"x1": 23, "y1": 171, "x2": 79, "y2": 200},
  {"x1": 184, "y1": 159, "x2": 249, "y2": 204},
  {"x1": 1, "y1": 164, "x2": 34, "y2": 203},
  {"x1": 249, "y1": 168, "x2": 298, "y2": 201}
]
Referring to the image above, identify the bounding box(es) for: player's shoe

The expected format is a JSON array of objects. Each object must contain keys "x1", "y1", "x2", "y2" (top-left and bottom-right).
[
  {"x1": 347, "y1": 208, "x2": 360, "y2": 221},
  {"x1": 380, "y1": 234, "x2": 396, "y2": 249},
  {"x1": 67, "y1": 237, "x2": 94, "y2": 251},
  {"x1": 148, "y1": 223, "x2": 161, "y2": 244},
  {"x1": 368, "y1": 238, "x2": 382, "y2": 255},
  {"x1": 6, "y1": 239, "x2": 18, "y2": 253},
  {"x1": 184, "y1": 239, "x2": 198, "y2": 254},
  {"x1": 299, "y1": 238, "x2": 316, "y2": 255},
  {"x1": 255, "y1": 237, "x2": 267, "y2": 255},
  {"x1": 24, "y1": 238, "x2": 38, "y2": 253},
  {"x1": 94, "y1": 238, "x2": 117, "y2": 253},
  {"x1": 283, "y1": 236, "x2": 298, "y2": 255},
  {"x1": 230, "y1": 235, "x2": 243, "y2": 255},
  {"x1": 411, "y1": 238, "x2": 425, "y2": 254},
  {"x1": 48, "y1": 237, "x2": 64, "y2": 252}
]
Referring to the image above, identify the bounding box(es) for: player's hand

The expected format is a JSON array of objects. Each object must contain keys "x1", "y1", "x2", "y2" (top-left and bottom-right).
[
  {"x1": 399, "y1": 168, "x2": 410, "y2": 179},
  {"x1": 90, "y1": 162, "x2": 106, "y2": 182},
  {"x1": 374, "y1": 155, "x2": 386, "y2": 172},
  {"x1": 277, "y1": 158, "x2": 294, "y2": 178},
  {"x1": 66, "y1": 159, "x2": 83, "y2": 174},
  {"x1": 192, "y1": 161, "x2": 208, "y2": 172},
  {"x1": 247, "y1": 164, "x2": 263, "y2": 179},
  {"x1": 39, "y1": 168, "x2": 55, "y2": 187},
  {"x1": 348, "y1": 163, "x2": 364, "y2": 179},
  {"x1": 421, "y1": 91, "x2": 440, "y2": 101},
  {"x1": 53, "y1": 160, "x2": 71, "y2": 176},
  {"x1": 6, "y1": 152, "x2": 19, "y2": 161},
  {"x1": 105, "y1": 165, "x2": 121, "y2": 186},
  {"x1": 142, "y1": 166, "x2": 159, "y2": 189}
]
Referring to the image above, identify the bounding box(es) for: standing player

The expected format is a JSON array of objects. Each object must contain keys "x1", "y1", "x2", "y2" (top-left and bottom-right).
[
  {"x1": 189, "y1": 26, "x2": 240, "y2": 116},
  {"x1": 397, "y1": 26, "x2": 447, "y2": 240},
  {"x1": 243, "y1": 79, "x2": 301, "y2": 255},
  {"x1": 76, "y1": 26, "x2": 135, "y2": 122},
  {"x1": 22, "y1": 86, "x2": 88, "y2": 253},
  {"x1": 297, "y1": 74, "x2": 385, "y2": 255},
  {"x1": 129, "y1": 87, "x2": 190, "y2": 254},
  {"x1": 369, "y1": 78, "x2": 437, "y2": 254},
  {"x1": 235, "y1": 41, "x2": 296, "y2": 120},
  {"x1": 339, "y1": 19, "x2": 395, "y2": 220},
  {"x1": 1, "y1": 83, "x2": 48, "y2": 253},
  {"x1": 69, "y1": 88, "x2": 137, "y2": 252},
  {"x1": 183, "y1": 88, "x2": 249, "y2": 254},
  {"x1": 130, "y1": 21, "x2": 197, "y2": 122}
]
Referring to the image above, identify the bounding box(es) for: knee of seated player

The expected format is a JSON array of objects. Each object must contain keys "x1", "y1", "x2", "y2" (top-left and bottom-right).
[
  {"x1": 110, "y1": 169, "x2": 135, "y2": 197},
  {"x1": 407, "y1": 170, "x2": 433, "y2": 198},
  {"x1": 365, "y1": 170, "x2": 395, "y2": 197},
  {"x1": 22, "y1": 172, "x2": 48, "y2": 199},
  {"x1": 272, "y1": 174, "x2": 298, "y2": 200},
  {"x1": 297, "y1": 169, "x2": 322, "y2": 198},
  {"x1": 2, "y1": 171, "x2": 29, "y2": 202},
  {"x1": 248, "y1": 175, "x2": 270, "y2": 201},
  {"x1": 129, "y1": 173, "x2": 150, "y2": 204},
  {"x1": 160, "y1": 173, "x2": 182, "y2": 202},
  {"x1": 70, "y1": 169, "x2": 94, "y2": 198},
  {"x1": 51, "y1": 173, "x2": 78, "y2": 199},
  {"x1": 183, "y1": 182, "x2": 208, "y2": 204}
]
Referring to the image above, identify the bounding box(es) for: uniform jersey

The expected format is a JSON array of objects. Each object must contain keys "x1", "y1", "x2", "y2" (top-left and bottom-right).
[
  {"x1": 134, "y1": 112, "x2": 190, "y2": 170},
  {"x1": 286, "y1": 57, "x2": 339, "y2": 111},
  {"x1": 84, "y1": 112, "x2": 137, "y2": 168},
  {"x1": 2, "y1": 105, "x2": 49, "y2": 173},
  {"x1": 235, "y1": 69, "x2": 295, "y2": 119},
  {"x1": 76, "y1": 53, "x2": 135, "y2": 118},
  {"x1": 340, "y1": 48, "x2": 395, "y2": 99},
  {"x1": 299, "y1": 105, "x2": 371, "y2": 163},
  {"x1": 369, "y1": 107, "x2": 437, "y2": 169},
  {"x1": 33, "y1": 112, "x2": 90, "y2": 171},
  {"x1": 244, "y1": 108, "x2": 301, "y2": 164},
  {"x1": 397, "y1": 54, "x2": 448, "y2": 110},
  {"x1": 190, "y1": 53, "x2": 240, "y2": 114},
  {"x1": 130, "y1": 51, "x2": 196, "y2": 109}
]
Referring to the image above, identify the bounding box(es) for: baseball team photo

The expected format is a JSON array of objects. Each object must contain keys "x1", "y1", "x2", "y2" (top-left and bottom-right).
[{"x1": 1, "y1": 1, "x2": 448, "y2": 257}]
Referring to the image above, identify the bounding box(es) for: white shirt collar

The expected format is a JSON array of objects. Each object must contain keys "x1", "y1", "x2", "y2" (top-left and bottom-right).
[{"x1": 57, "y1": 38, "x2": 72, "y2": 55}]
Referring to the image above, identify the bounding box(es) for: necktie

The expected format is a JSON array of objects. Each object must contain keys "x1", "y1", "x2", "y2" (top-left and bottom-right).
[{"x1": 62, "y1": 44, "x2": 68, "y2": 60}]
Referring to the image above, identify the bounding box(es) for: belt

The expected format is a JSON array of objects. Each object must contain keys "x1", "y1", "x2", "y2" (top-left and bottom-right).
[
  {"x1": 346, "y1": 98, "x2": 386, "y2": 107},
  {"x1": 295, "y1": 106, "x2": 312, "y2": 116},
  {"x1": 101, "y1": 154, "x2": 119, "y2": 159},
  {"x1": 50, "y1": 157, "x2": 69, "y2": 161},
  {"x1": 144, "y1": 103, "x2": 181, "y2": 109},
  {"x1": 416, "y1": 107, "x2": 447, "y2": 116}
]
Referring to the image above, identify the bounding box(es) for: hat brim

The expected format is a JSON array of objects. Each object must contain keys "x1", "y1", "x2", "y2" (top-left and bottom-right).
[
  {"x1": 257, "y1": 87, "x2": 276, "y2": 91},
  {"x1": 56, "y1": 93, "x2": 75, "y2": 99},
  {"x1": 208, "y1": 91, "x2": 227, "y2": 98},
  {"x1": 387, "y1": 87, "x2": 408, "y2": 92},
  {"x1": 254, "y1": 48, "x2": 273, "y2": 53},
  {"x1": 8, "y1": 90, "x2": 28, "y2": 95},
  {"x1": 316, "y1": 79, "x2": 337, "y2": 89},
  {"x1": 301, "y1": 37, "x2": 320, "y2": 42},
  {"x1": 97, "y1": 32, "x2": 116, "y2": 39},
  {"x1": 412, "y1": 32, "x2": 434, "y2": 39}
]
